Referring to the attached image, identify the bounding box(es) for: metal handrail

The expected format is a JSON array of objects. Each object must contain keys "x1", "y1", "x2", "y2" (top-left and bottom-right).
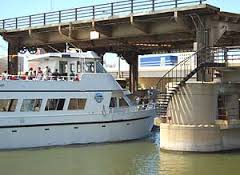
[
  {"x1": 0, "y1": 75, "x2": 81, "y2": 81},
  {"x1": 109, "y1": 103, "x2": 155, "y2": 114},
  {"x1": 155, "y1": 47, "x2": 205, "y2": 90},
  {"x1": 156, "y1": 46, "x2": 240, "y2": 92},
  {"x1": 0, "y1": 0, "x2": 206, "y2": 30}
]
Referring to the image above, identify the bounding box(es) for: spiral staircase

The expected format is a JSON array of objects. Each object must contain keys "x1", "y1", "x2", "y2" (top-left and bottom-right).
[{"x1": 155, "y1": 48, "x2": 226, "y2": 117}]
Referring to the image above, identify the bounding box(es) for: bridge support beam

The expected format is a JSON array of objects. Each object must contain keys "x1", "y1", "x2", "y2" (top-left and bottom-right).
[
  {"x1": 8, "y1": 42, "x2": 19, "y2": 75},
  {"x1": 129, "y1": 57, "x2": 138, "y2": 93},
  {"x1": 195, "y1": 15, "x2": 231, "y2": 82},
  {"x1": 195, "y1": 15, "x2": 215, "y2": 82},
  {"x1": 196, "y1": 29, "x2": 212, "y2": 82},
  {"x1": 123, "y1": 52, "x2": 138, "y2": 93}
]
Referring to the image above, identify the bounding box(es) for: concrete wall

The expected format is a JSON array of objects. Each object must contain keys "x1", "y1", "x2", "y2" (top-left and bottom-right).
[
  {"x1": 139, "y1": 77, "x2": 175, "y2": 90},
  {"x1": 159, "y1": 65, "x2": 240, "y2": 152},
  {"x1": 168, "y1": 82, "x2": 219, "y2": 125},
  {"x1": 0, "y1": 57, "x2": 8, "y2": 73},
  {"x1": 160, "y1": 123, "x2": 222, "y2": 152},
  {"x1": 222, "y1": 128, "x2": 240, "y2": 150},
  {"x1": 225, "y1": 94, "x2": 239, "y2": 120},
  {"x1": 139, "y1": 77, "x2": 158, "y2": 89},
  {"x1": 160, "y1": 123, "x2": 240, "y2": 152},
  {"x1": 160, "y1": 81, "x2": 240, "y2": 152},
  {"x1": 222, "y1": 69, "x2": 240, "y2": 83}
]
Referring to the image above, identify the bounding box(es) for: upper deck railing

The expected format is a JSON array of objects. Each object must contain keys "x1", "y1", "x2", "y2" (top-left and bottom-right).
[{"x1": 0, "y1": 0, "x2": 206, "y2": 30}]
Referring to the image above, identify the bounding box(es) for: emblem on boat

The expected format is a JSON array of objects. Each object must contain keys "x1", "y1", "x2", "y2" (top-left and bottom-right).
[{"x1": 95, "y1": 93, "x2": 104, "y2": 103}]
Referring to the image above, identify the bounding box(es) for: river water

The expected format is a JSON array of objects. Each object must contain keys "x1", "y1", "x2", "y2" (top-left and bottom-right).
[{"x1": 0, "y1": 131, "x2": 240, "y2": 175}]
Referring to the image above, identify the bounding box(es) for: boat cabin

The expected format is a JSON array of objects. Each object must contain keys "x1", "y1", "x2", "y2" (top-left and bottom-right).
[{"x1": 27, "y1": 51, "x2": 106, "y2": 78}]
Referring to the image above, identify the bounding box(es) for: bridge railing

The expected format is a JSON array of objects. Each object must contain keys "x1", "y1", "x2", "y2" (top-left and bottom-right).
[{"x1": 0, "y1": 0, "x2": 206, "y2": 30}]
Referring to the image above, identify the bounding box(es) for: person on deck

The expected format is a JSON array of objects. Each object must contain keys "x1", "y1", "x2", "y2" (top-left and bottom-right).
[
  {"x1": 37, "y1": 67, "x2": 43, "y2": 80},
  {"x1": 43, "y1": 66, "x2": 49, "y2": 80},
  {"x1": 70, "y1": 70, "x2": 75, "y2": 80},
  {"x1": 28, "y1": 67, "x2": 33, "y2": 80},
  {"x1": 52, "y1": 69, "x2": 60, "y2": 80},
  {"x1": 1, "y1": 71, "x2": 9, "y2": 80}
]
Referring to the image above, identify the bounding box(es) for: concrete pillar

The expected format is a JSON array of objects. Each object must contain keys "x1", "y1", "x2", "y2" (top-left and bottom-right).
[
  {"x1": 196, "y1": 16, "x2": 227, "y2": 82},
  {"x1": 195, "y1": 16, "x2": 215, "y2": 82},
  {"x1": 129, "y1": 58, "x2": 138, "y2": 92},
  {"x1": 8, "y1": 42, "x2": 19, "y2": 75},
  {"x1": 225, "y1": 94, "x2": 239, "y2": 120},
  {"x1": 122, "y1": 52, "x2": 138, "y2": 93},
  {"x1": 129, "y1": 64, "x2": 132, "y2": 91},
  {"x1": 196, "y1": 28, "x2": 211, "y2": 81},
  {"x1": 168, "y1": 82, "x2": 219, "y2": 125}
]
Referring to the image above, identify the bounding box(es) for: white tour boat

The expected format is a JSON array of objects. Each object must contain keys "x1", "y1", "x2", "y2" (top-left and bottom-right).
[{"x1": 0, "y1": 51, "x2": 155, "y2": 149}]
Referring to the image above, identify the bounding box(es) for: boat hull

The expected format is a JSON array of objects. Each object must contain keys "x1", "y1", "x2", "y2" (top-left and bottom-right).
[{"x1": 0, "y1": 114, "x2": 154, "y2": 149}]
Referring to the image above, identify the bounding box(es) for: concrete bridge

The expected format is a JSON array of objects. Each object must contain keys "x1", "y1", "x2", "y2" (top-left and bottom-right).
[{"x1": 0, "y1": 0, "x2": 240, "y2": 92}]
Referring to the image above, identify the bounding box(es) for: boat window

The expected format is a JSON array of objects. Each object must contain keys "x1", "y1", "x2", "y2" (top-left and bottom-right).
[
  {"x1": 0, "y1": 99, "x2": 18, "y2": 112},
  {"x1": 59, "y1": 61, "x2": 68, "y2": 75},
  {"x1": 77, "y1": 61, "x2": 83, "y2": 73},
  {"x1": 84, "y1": 61, "x2": 95, "y2": 73},
  {"x1": 45, "y1": 99, "x2": 65, "y2": 111},
  {"x1": 126, "y1": 94, "x2": 137, "y2": 105},
  {"x1": 68, "y1": 98, "x2": 86, "y2": 110},
  {"x1": 119, "y1": 97, "x2": 128, "y2": 107},
  {"x1": 70, "y1": 63, "x2": 75, "y2": 72},
  {"x1": 96, "y1": 62, "x2": 107, "y2": 73},
  {"x1": 109, "y1": 97, "x2": 117, "y2": 108},
  {"x1": 20, "y1": 99, "x2": 42, "y2": 112}
]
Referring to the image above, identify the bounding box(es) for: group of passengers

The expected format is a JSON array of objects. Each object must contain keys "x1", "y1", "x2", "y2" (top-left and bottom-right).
[
  {"x1": 1, "y1": 66, "x2": 79, "y2": 81},
  {"x1": 26, "y1": 66, "x2": 61, "y2": 80},
  {"x1": 1, "y1": 67, "x2": 61, "y2": 81}
]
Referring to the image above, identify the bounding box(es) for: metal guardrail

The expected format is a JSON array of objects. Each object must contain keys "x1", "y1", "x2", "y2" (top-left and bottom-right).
[
  {"x1": 209, "y1": 46, "x2": 240, "y2": 63},
  {"x1": 155, "y1": 46, "x2": 240, "y2": 92},
  {"x1": 0, "y1": 75, "x2": 81, "y2": 81},
  {"x1": 0, "y1": 0, "x2": 206, "y2": 30},
  {"x1": 155, "y1": 47, "x2": 203, "y2": 91}
]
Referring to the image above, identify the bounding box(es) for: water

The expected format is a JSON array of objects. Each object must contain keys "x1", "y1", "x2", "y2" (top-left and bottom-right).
[{"x1": 0, "y1": 131, "x2": 240, "y2": 175}]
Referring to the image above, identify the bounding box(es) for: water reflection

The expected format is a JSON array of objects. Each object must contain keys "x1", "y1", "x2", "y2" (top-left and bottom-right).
[
  {"x1": 0, "y1": 133, "x2": 160, "y2": 175},
  {"x1": 1, "y1": 131, "x2": 240, "y2": 175},
  {"x1": 159, "y1": 150, "x2": 240, "y2": 175}
]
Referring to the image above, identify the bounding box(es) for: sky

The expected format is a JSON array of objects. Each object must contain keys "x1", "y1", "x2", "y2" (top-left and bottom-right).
[{"x1": 0, "y1": 0, "x2": 238, "y2": 55}]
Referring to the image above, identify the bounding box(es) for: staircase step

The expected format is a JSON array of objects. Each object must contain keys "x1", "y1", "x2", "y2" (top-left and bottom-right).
[
  {"x1": 158, "y1": 106, "x2": 169, "y2": 109},
  {"x1": 157, "y1": 93, "x2": 172, "y2": 97},
  {"x1": 156, "y1": 94, "x2": 172, "y2": 98},
  {"x1": 156, "y1": 94, "x2": 169, "y2": 97},
  {"x1": 159, "y1": 107, "x2": 167, "y2": 109},
  {"x1": 156, "y1": 101, "x2": 169, "y2": 104},
  {"x1": 167, "y1": 87, "x2": 178, "y2": 91},
  {"x1": 157, "y1": 104, "x2": 168, "y2": 106},
  {"x1": 156, "y1": 104, "x2": 168, "y2": 107},
  {"x1": 156, "y1": 107, "x2": 167, "y2": 110},
  {"x1": 157, "y1": 97, "x2": 170, "y2": 100},
  {"x1": 166, "y1": 91, "x2": 175, "y2": 95},
  {"x1": 157, "y1": 101, "x2": 169, "y2": 104},
  {"x1": 156, "y1": 101, "x2": 169, "y2": 105},
  {"x1": 156, "y1": 98, "x2": 170, "y2": 101}
]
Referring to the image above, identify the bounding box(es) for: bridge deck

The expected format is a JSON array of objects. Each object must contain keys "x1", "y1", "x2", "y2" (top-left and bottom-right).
[{"x1": 0, "y1": 0, "x2": 208, "y2": 31}]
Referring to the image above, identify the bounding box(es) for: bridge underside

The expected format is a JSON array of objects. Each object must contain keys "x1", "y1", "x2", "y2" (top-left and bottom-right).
[{"x1": 1, "y1": 4, "x2": 240, "y2": 92}]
